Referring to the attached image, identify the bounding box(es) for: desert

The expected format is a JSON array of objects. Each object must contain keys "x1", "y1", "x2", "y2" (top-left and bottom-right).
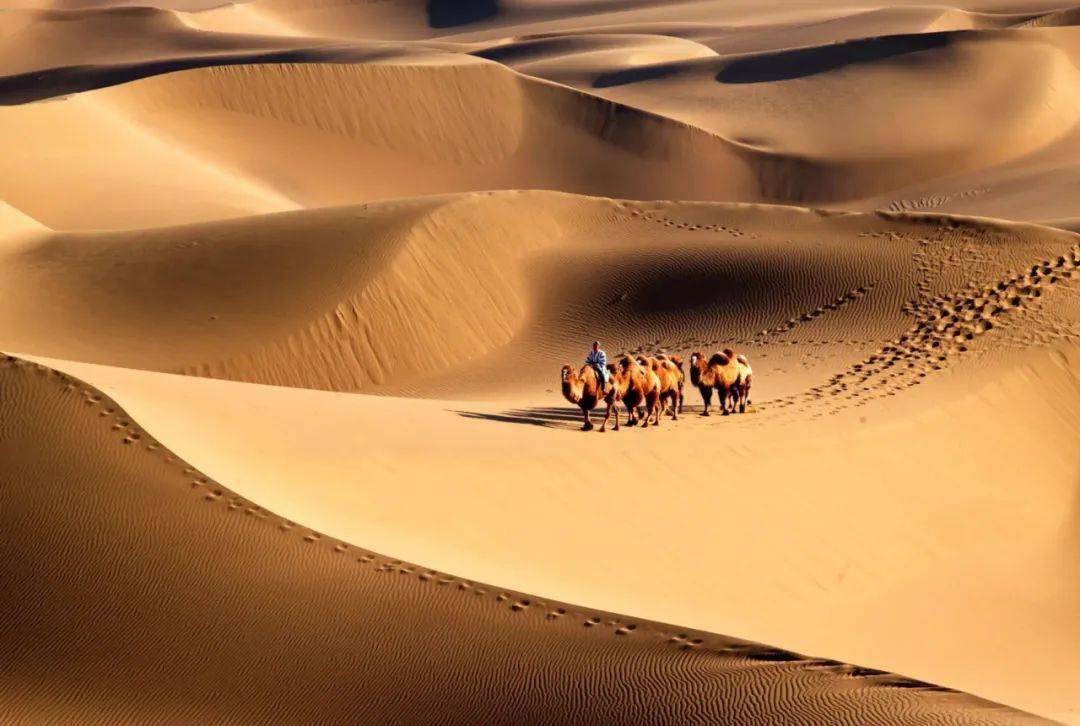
[{"x1": 1, "y1": 2, "x2": 1078, "y2": 724}]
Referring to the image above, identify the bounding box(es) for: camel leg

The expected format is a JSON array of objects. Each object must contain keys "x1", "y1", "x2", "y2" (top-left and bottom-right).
[
  {"x1": 600, "y1": 399, "x2": 613, "y2": 432},
  {"x1": 700, "y1": 388, "x2": 712, "y2": 416},
  {"x1": 626, "y1": 403, "x2": 637, "y2": 426},
  {"x1": 582, "y1": 408, "x2": 594, "y2": 431},
  {"x1": 611, "y1": 400, "x2": 620, "y2": 431},
  {"x1": 720, "y1": 385, "x2": 730, "y2": 415},
  {"x1": 671, "y1": 392, "x2": 680, "y2": 421}
]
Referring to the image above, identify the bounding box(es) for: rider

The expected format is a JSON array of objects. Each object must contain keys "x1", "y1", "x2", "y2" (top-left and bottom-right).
[{"x1": 586, "y1": 340, "x2": 608, "y2": 388}]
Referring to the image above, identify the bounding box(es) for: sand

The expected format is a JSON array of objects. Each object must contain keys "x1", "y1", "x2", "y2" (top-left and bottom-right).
[{"x1": 1, "y1": 1, "x2": 1078, "y2": 723}]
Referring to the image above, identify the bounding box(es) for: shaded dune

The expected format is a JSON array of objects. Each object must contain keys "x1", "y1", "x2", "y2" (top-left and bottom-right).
[
  {"x1": 0, "y1": 354, "x2": 1045, "y2": 724},
  {"x1": 713, "y1": 31, "x2": 953, "y2": 83}
]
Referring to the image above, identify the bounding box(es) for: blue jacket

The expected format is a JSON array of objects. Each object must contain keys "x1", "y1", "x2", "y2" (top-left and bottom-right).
[{"x1": 585, "y1": 349, "x2": 608, "y2": 382}]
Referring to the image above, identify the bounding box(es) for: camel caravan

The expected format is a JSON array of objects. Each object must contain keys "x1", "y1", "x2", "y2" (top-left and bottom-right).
[{"x1": 560, "y1": 342, "x2": 753, "y2": 432}]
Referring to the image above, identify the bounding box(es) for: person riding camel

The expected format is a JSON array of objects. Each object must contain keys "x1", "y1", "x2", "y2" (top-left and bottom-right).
[{"x1": 586, "y1": 340, "x2": 608, "y2": 389}]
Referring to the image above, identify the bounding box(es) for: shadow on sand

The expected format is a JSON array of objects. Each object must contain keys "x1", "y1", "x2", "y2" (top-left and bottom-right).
[
  {"x1": 427, "y1": 0, "x2": 500, "y2": 29},
  {"x1": 454, "y1": 404, "x2": 710, "y2": 429},
  {"x1": 453, "y1": 406, "x2": 585, "y2": 429},
  {"x1": 715, "y1": 32, "x2": 951, "y2": 84}
]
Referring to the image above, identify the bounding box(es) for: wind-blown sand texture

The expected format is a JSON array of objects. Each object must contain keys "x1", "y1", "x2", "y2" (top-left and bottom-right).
[{"x1": 1, "y1": 1, "x2": 1078, "y2": 723}]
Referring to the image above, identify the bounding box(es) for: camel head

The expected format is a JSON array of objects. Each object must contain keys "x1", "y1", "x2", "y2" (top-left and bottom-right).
[
  {"x1": 607, "y1": 362, "x2": 628, "y2": 395},
  {"x1": 560, "y1": 364, "x2": 582, "y2": 404},
  {"x1": 688, "y1": 351, "x2": 709, "y2": 386}
]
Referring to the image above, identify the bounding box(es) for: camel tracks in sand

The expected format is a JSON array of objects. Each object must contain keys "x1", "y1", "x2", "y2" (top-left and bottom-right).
[
  {"x1": 750, "y1": 283, "x2": 877, "y2": 343},
  {"x1": 9, "y1": 352, "x2": 666, "y2": 641},
  {"x1": 780, "y1": 241, "x2": 1080, "y2": 417},
  {"x1": 627, "y1": 206, "x2": 748, "y2": 238}
]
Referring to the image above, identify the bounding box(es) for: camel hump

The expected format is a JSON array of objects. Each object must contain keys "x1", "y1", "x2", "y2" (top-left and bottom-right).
[
  {"x1": 709, "y1": 352, "x2": 729, "y2": 367},
  {"x1": 668, "y1": 354, "x2": 683, "y2": 368},
  {"x1": 617, "y1": 355, "x2": 635, "y2": 371},
  {"x1": 736, "y1": 354, "x2": 749, "y2": 365}
]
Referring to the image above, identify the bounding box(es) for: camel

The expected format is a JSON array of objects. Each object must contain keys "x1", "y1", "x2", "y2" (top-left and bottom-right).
[
  {"x1": 560, "y1": 363, "x2": 617, "y2": 432},
  {"x1": 662, "y1": 353, "x2": 686, "y2": 416},
  {"x1": 688, "y1": 349, "x2": 741, "y2": 416},
  {"x1": 609, "y1": 355, "x2": 661, "y2": 428},
  {"x1": 635, "y1": 354, "x2": 683, "y2": 422},
  {"x1": 732, "y1": 353, "x2": 753, "y2": 414}
]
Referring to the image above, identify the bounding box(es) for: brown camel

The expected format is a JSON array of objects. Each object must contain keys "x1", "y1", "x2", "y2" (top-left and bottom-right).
[
  {"x1": 560, "y1": 363, "x2": 617, "y2": 432},
  {"x1": 636, "y1": 355, "x2": 683, "y2": 422},
  {"x1": 688, "y1": 349, "x2": 741, "y2": 416},
  {"x1": 660, "y1": 353, "x2": 686, "y2": 416},
  {"x1": 609, "y1": 355, "x2": 661, "y2": 428},
  {"x1": 732, "y1": 353, "x2": 753, "y2": 413}
]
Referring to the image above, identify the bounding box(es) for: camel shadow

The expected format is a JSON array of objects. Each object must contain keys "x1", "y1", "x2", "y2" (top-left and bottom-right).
[
  {"x1": 453, "y1": 406, "x2": 585, "y2": 429},
  {"x1": 453, "y1": 404, "x2": 711, "y2": 429}
]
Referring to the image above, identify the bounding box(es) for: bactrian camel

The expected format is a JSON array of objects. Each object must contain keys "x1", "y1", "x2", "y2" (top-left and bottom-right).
[
  {"x1": 560, "y1": 364, "x2": 616, "y2": 431},
  {"x1": 635, "y1": 354, "x2": 684, "y2": 423},
  {"x1": 689, "y1": 349, "x2": 741, "y2": 416},
  {"x1": 609, "y1": 355, "x2": 662, "y2": 428}
]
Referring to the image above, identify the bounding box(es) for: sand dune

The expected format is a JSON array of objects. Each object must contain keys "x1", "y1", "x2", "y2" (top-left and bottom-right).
[
  {"x1": 4, "y1": 32, "x2": 1077, "y2": 221},
  {"x1": 0, "y1": 354, "x2": 1047, "y2": 724},
  {"x1": 2, "y1": 192, "x2": 1077, "y2": 397},
  {"x1": 3, "y1": 1, "x2": 1080, "y2": 723},
  {"x1": 3, "y1": 191, "x2": 1079, "y2": 719}
]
